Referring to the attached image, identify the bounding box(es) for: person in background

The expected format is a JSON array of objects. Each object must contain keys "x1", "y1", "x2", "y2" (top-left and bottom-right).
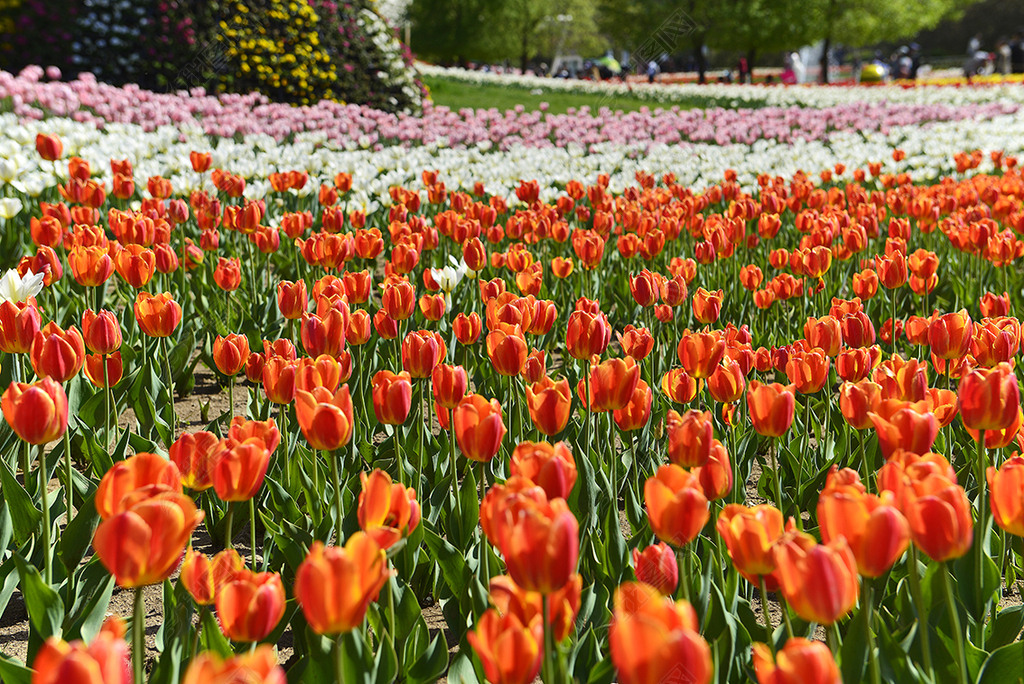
[
  {"x1": 910, "y1": 43, "x2": 921, "y2": 79},
  {"x1": 1011, "y1": 31, "x2": 1024, "y2": 74},
  {"x1": 997, "y1": 39, "x2": 1012, "y2": 75},
  {"x1": 738, "y1": 56, "x2": 749, "y2": 83},
  {"x1": 646, "y1": 60, "x2": 659, "y2": 84}
]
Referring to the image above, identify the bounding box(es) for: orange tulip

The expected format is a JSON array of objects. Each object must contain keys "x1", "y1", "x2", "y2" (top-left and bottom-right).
[
  {"x1": 168, "y1": 433, "x2": 220, "y2": 492},
  {"x1": 692, "y1": 287, "x2": 724, "y2": 325},
  {"x1": 490, "y1": 494, "x2": 579, "y2": 593},
  {"x1": 817, "y1": 467, "x2": 910, "y2": 577},
  {"x1": 746, "y1": 381, "x2": 796, "y2": 437},
  {"x1": 509, "y1": 441, "x2": 577, "y2": 500},
  {"x1": 2, "y1": 378, "x2": 68, "y2": 445},
  {"x1": 432, "y1": 363, "x2": 468, "y2": 410},
  {"x1": 295, "y1": 385, "x2": 354, "y2": 451},
  {"x1": 868, "y1": 399, "x2": 938, "y2": 459},
  {"x1": 301, "y1": 309, "x2": 348, "y2": 358},
  {"x1": 81, "y1": 308, "x2": 122, "y2": 355},
  {"x1": 294, "y1": 536, "x2": 390, "y2": 635},
  {"x1": 30, "y1": 322, "x2": 85, "y2": 382},
  {"x1": 215, "y1": 568, "x2": 286, "y2": 642},
  {"x1": 83, "y1": 351, "x2": 123, "y2": 388},
  {"x1": 565, "y1": 309, "x2": 611, "y2": 360},
  {"x1": 113, "y1": 244, "x2": 156, "y2": 288},
  {"x1": 525, "y1": 376, "x2": 572, "y2": 436},
  {"x1": 0, "y1": 300, "x2": 41, "y2": 354},
  {"x1": 693, "y1": 439, "x2": 733, "y2": 501},
  {"x1": 134, "y1": 292, "x2": 181, "y2": 337},
  {"x1": 454, "y1": 393, "x2": 506, "y2": 462},
  {"x1": 840, "y1": 311, "x2": 876, "y2": 348},
  {"x1": 645, "y1": 464, "x2": 709, "y2": 547},
  {"x1": 618, "y1": 325, "x2": 654, "y2": 362},
  {"x1": 835, "y1": 346, "x2": 877, "y2": 382},
  {"x1": 521, "y1": 348, "x2": 547, "y2": 383},
  {"x1": 181, "y1": 646, "x2": 286, "y2": 684},
  {"x1": 716, "y1": 504, "x2": 790, "y2": 590},
  {"x1": 262, "y1": 357, "x2": 298, "y2": 404},
  {"x1": 785, "y1": 349, "x2": 830, "y2": 394},
  {"x1": 613, "y1": 378, "x2": 653, "y2": 431},
  {"x1": 661, "y1": 368, "x2": 700, "y2": 404},
  {"x1": 213, "y1": 333, "x2": 250, "y2": 377},
  {"x1": 752, "y1": 637, "x2": 841, "y2": 684},
  {"x1": 929, "y1": 309, "x2": 973, "y2": 360},
  {"x1": 804, "y1": 316, "x2": 843, "y2": 356},
  {"x1": 708, "y1": 357, "x2": 745, "y2": 403},
  {"x1": 467, "y1": 609, "x2": 543, "y2": 684},
  {"x1": 677, "y1": 330, "x2": 726, "y2": 379},
  {"x1": 988, "y1": 456, "x2": 1024, "y2": 537},
  {"x1": 180, "y1": 548, "x2": 244, "y2": 606},
  {"x1": 213, "y1": 257, "x2": 241, "y2": 291},
  {"x1": 212, "y1": 437, "x2": 271, "y2": 503},
  {"x1": 959, "y1": 362, "x2": 1020, "y2": 431},
  {"x1": 970, "y1": 317, "x2": 1020, "y2": 367},
  {"x1": 666, "y1": 409, "x2": 714, "y2": 468},
  {"x1": 486, "y1": 323, "x2": 529, "y2": 376},
  {"x1": 358, "y1": 469, "x2": 421, "y2": 549},
  {"x1": 35, "y1": 133, "x2": 63, "y2": 161},
  {"x1": 32, "y1": 618, "x2": 130, "y2": 684},
  {"x1": 629, "y1": 270, "x2": 660, "y2": 307},
  {"x1": 874, "y1": 355, "x2": 928, "y2": 402},
  {"x1": 875, "y1": 252, "x2": 907, "y2": 289},
  {"x1": 487, "y1": 573, "x2": 582, "y2": 643},
  {"x1": 480, "y1": 476, "x2": 548, "y2": 544},
  {"x1": 582, "y1": 357, "x2": 640, "y2": 414},
  {"x1": 632, "y1": 543, "x2": 679, "y2": 595},
  {"x1": 371, "y1": 370, "x2": 412, "y2": 425},
  {"x1": 453, "y1": 311, "x2": 483, "y2": 345},
  {"x1": 902, "y1": 472, "x2": 973, "y2": 561},
  {"x1": 773, "y1": 532, "x2": 859, "y2": 624},
  {"x1": 229, "y1": 417, "x2": 280, "y2": 454},
  {"x1": 95, "y1": 451, "x2": 182, "y2": 519},
  {"x1": 838, "y1": 380, "x2": 882, "y2": 430},
  {"x1": 69, "y1": 245, "x2": 115, "y2": 287},
  {"x1": 382, "y1": 278, "x2": 416, "y2": 321},
  {"x1": 294, "y1": 355, "x2": 342, "y2": 394},
  {"x1": 93, "y1": 491, "x2": 203, "y2": 587},
  {"x1": 609, "y1": 582, "x2": 713, "y2": 684},
  {"x1": 402, "y1": 329, "x2": 446, "y2": 378},
  {"x1": 276, "y1": 280, "x2": 308, "y2": 320}
]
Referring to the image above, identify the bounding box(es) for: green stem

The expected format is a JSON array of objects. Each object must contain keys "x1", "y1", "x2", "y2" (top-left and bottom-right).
[
  {"x1": 133, "y1": 587, "x2": 145, "y2": 684},
  {"x1": 907, "y1": 545, "x2": 934, "y2": 679},
  {"x1": 541, "y1": 593, "x2": 555, "y2": 684},
  {"x1": 334, "y1": 633, "x2": 347, "y2": 684},
  {"x1": 249, "y1": 497, "x2": 257, "y2": 567},
  {"x1": 770, "y1": 438, "x2": 784, "y2": 515},
  {"x1": 394, "y1": 422, "x2": 404, "y2": 485},
  {"x1": 103, "y1": 354, "x2": 112, "y2": 450},
  {"x1": 449, "y1": 408, "x2": 461, "y2": 526},
  {"x1": 228, "y1": 377, "x2": 234, "y2": 423},
  {"x1": 478, "y1": 460, "x2": 489, "y2": 584},
  {"x1": 976, "y1": 430, "x2": 988, "y2": 649},
  {"x1": 224, "y1": 504, "x2": 235, "y2": 550},
  {"x1": 386, "y1": 571, "x2": 397, "y2": 657},
  {"x1": 330, "y1": 449, "x2": 344, "y2": 543},
  {"x1": 39, "y1": 445, "x2": 51, "y2": 584},
  {"x1": 864, "y1": 580, "x2": 881, "y2": 684},
  {"x1": 415, "y1": 381, "x2": 424, "y2": 490},
  {"x1": 827, "y1": 623, "x2": 842, "y2": 660},
  {"x1": 942, "y1": 562, "x2": 969, "y2": 684},
  {"x1": 160, "y1": 337, "x2": 177, "y2": 446},
  {"x1": 675, "y1": 546, "x2": 691, "y2": 602},
  {"x1": 189, "y1": 605, "x2": 207, "y2": 661},
  {"x1": 758, "y1": 575, "x2": 775, "y2": 655}
]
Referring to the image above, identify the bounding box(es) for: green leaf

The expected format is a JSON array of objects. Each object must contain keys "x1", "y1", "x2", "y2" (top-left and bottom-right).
[
  {"x1": 62, "y1": 560, "x2": 115, "y2": 643},
  {"x1": 0, "y1": 654, "x2": 31, "y2": 684},
  {"x1": 841, "y1": 602, "x2": 870, "y2": 684},
  {"x1": 58, "y1": 491, "x2": 99, "y2": 571},
  {"x1": 423, "y1": 525, "x2": 468, "y2": 595},
  {"x1": 406, "y1": 626, "x2": 448, "y2": 684},
  {"x1": 447, "y1": 650, "x2": 482, "y2": 684},
  {"x1": 978, "y1": 642, "x2": 1024, "y2": 684},
  {"x1": 989, "y1": 604, "x2": 1024, "y2": 651},
  {"x1": 0, "y1": 454, "x2": 40, "y2": 545},
  {"x1": 199, "y1": 605, "x2": 233, "y2": 657},
  {"x1": 13, "y1": 554, "x2": 64, "y2": 647},
  {"x1": 459, "y1": 464, "x2": 479, "y2": 547}
]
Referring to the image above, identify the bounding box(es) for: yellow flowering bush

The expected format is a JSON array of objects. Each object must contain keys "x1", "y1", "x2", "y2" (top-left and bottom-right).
[{"x1": 214, "y1": 0, "x2": 338, "y2": 105}]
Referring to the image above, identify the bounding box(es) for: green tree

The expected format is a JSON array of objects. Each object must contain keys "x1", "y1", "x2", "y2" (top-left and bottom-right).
[
  {"x1": 812, "y1": 0, "x2": 979, "y2": 81},
  {"x1": 596, "y1": 0, "x2": 716, "y2": 81},
  {"x1": 706, "y1": 0, "x2": 818, "y2": 75},
  {"x1": 406, "y1": 0, "x2": 500, "y2": 65}
]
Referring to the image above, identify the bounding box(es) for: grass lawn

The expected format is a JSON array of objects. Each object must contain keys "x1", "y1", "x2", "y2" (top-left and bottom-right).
[{"x1": 421, "y1": 74, "x2": 683, "y2": 114}]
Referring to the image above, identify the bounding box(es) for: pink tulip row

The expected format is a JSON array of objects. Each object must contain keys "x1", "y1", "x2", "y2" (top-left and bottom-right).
[{"x1": 1, "y1": 67, "x2": 1017, "y2": 149}]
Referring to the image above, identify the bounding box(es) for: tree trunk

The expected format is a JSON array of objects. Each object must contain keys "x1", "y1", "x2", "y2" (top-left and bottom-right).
[
  {"x1": 746, "y1": 48, "x2": 756, "y2": 83},
  {"x1": 820, "y1": 36, "x2": 830, "y2": 84}
]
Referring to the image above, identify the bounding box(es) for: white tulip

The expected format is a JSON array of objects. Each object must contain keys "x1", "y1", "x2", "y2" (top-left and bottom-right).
[
  {"x1": 0, "y1": 269, "x2": 44, "y2": 303},
  {"x1": 0, "y1": 197, "x2": 23, "y2": 219}
]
